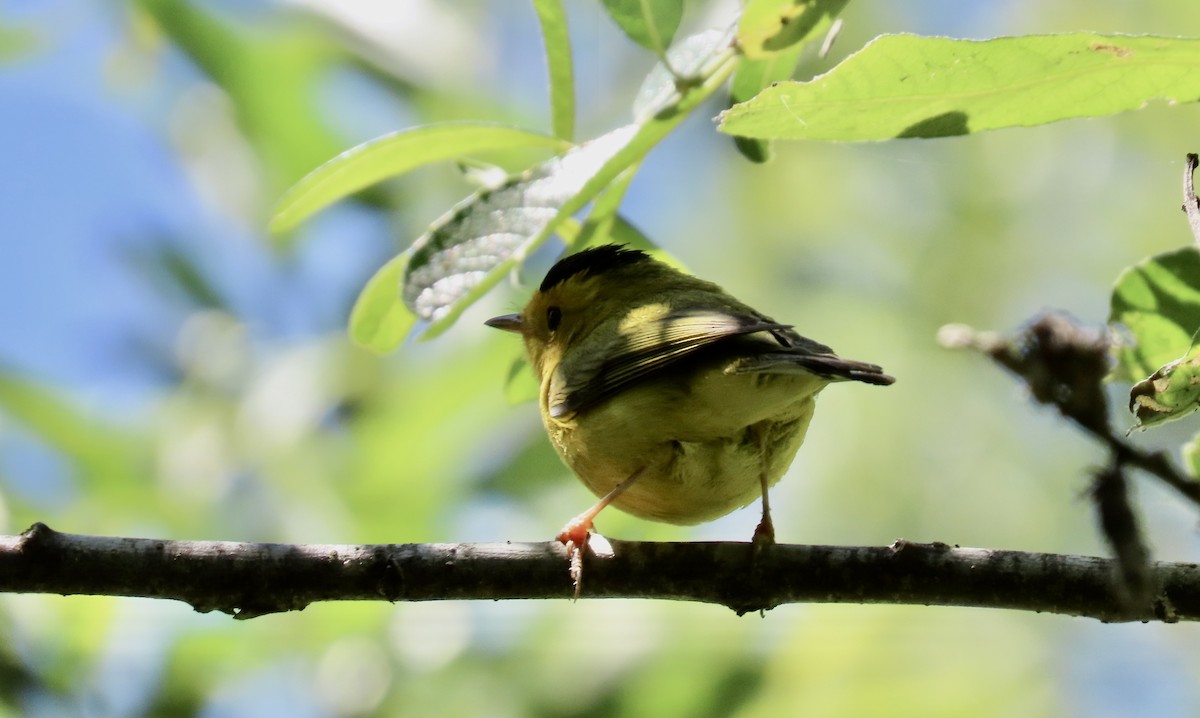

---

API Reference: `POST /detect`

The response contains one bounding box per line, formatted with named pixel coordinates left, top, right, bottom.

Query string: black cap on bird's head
left=538, top=244, right=650, bottom=294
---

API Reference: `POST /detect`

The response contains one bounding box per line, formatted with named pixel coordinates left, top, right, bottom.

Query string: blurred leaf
left=125, top=243, right=228, bottom=311
left=732, top=135, right=772, bottom=164
left=455, top=158, right=512, bottom=190
left=0, top=23, right=40, bottom=61
left=138, top=0, right=345, bottom=201
left=600, top=0, right=681, bottom=54
left=1110, top=246, right=1200, bottom=383
left=0, top=373, right=143, bottom=495
left=270, top=123, right=568, bottom=234
left=474, top=421, right=561, bottom=498
left=533, top=0, right=575, bottom=140
left=1128, top=341, right=1200, bottom=429
left=719, top=33, right=1200, bottom=140
left=736, top=0, right=849, bottom=59
left=1184, top=432, right=1200, bottom=476
left=344, top=343, right=519, bottom=541
left=502, top=352, right=539, bottom=406
left=348, top=252, right=415, bottom=353
left=569, top=164, right=639, bottom=249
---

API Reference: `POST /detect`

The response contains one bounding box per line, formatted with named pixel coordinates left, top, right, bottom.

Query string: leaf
left=139, top=0, right=346, bottom=199
left=634, top=28, right=735, bottom=121
left=0, top=373, right=142, bottom=488
left=1110, top=247, right=1200, bottom=383
left=718, top=33, right=1200, bottom=141
left=402, top=123, right=640, bottom=336
left=727, top=1, right=845, bottom=160
left=568, top=165, right=640, bottom=250
left=502, top=352, right=540, bottom=406
left=1128, top=343, right=1200, bottom=430
left=533, top=0, right=575, bottom=140
left=736, top=0, right=849, bottom=60
left=348, top=252, right=415, bottom=353
left=0, top=23, right=40, bottom=62
left=270, top=123, right=568, bottom=234
left=600, top=0, right=681, bottom=54
left=1184, top=432, right=1200, bottom=476
left=394, top=33, right=736, bottom=341
left=728, top=42, right=806, bottom=162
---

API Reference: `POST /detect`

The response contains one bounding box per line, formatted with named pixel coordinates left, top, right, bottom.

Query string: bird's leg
left=557, top=467, right=645, bottom=546
left=557, top=467, right=646, bottom=597
left=752, top=469, right=776, bottom=548
left=751, top=427, right=776, bottom=549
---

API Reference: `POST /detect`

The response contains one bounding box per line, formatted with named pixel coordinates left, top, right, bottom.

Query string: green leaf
left=398, top=33, right=736, bottom=339
left=634, top=28, right=735, bottom=121
left=736, top=0, right=849, bottom=60
left=270, top=123, right=567, bottom=234
left=348, top=252, right=415, bottom=353
left=402, top=123, right=641, bottom=337
left=502, top=352, right=540, bottom=406
left=139, top=0, right=346, bottom=200
left=1128, top=343, right=1200, bottom=430
left=728, top=41, right=806, bottom=162
left=600, top=0, right=681, bottom=54
left=719, top=33, right=1200, bottom=141
left=0, top=23, right=40, bottom=62
left=533, top=0, right=575, bottom=140
left=720, top=1, right=844, bottom=162
left=1184, top=432, right=1200, bottom=476
left=0, top=373, right=142, bottom=491
left=1110, top=247, right=1200, bottom=383
left=569, top=165, right=640, bottom=249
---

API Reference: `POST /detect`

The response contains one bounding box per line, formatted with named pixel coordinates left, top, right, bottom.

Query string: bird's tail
left=800, top=354, right=895, bottom=386
left=732, top=352, right=895, bottom=386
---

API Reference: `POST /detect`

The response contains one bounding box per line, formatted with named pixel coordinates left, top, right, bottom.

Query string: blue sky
left=0, top=0, right=397, bottom=415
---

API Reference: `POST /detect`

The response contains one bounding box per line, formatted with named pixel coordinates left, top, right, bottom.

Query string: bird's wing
left=724, top=320, right=894, bottom=385
left=548, top=308, right=800, bottom=419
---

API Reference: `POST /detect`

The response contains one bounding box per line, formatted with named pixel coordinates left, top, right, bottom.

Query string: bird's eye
left=546, top=306, right=563, bottom=332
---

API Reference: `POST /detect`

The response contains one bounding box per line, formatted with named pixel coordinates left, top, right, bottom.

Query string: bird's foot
left=557, top=515, right=594, bottom=599
left=751, top=516, right=776, bottom=555
left=556, top=514, right=593, bottom=548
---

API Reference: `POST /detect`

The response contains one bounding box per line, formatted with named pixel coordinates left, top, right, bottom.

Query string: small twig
left=2, top=523, right=1197, bottom=623
left=1183, top=153, right=1200, bottom=247
left=940, top=315, right=1200, bottom=512
left=1091, top=464, right=1152, bottom=606
left=1109, top=439, right=1200, bottom=509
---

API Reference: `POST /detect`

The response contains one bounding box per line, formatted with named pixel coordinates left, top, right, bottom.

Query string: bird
left=486, top=244, right=893, bottom=563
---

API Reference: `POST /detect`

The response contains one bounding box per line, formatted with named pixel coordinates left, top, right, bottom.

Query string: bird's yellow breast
left=544, top=363, right=822, bottom=524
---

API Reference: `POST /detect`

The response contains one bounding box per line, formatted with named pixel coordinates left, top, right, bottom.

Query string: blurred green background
left=2, top=1, right=1200, bottom=716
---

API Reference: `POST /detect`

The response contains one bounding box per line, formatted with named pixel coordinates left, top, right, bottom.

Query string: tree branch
left=2, top=523, right=1198, bottom=622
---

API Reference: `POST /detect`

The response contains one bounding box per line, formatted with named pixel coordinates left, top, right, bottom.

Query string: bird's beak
left=485, top=313, right=525, bottom=334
